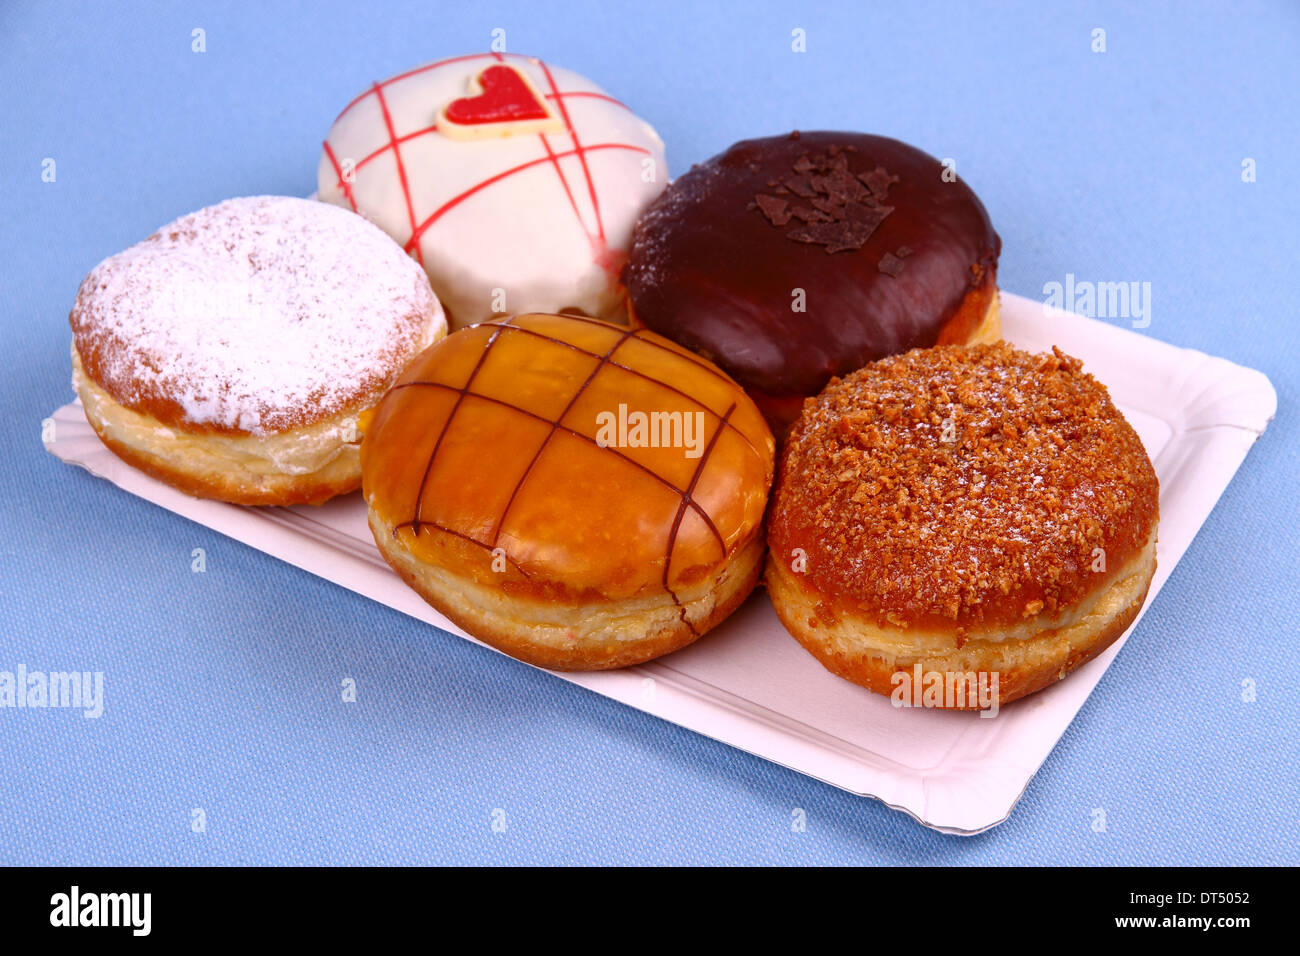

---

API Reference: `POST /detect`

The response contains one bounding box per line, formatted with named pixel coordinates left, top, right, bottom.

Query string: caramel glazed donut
left=361, top=313, right=775, bottom=670
left=70, top=196, right=446, bottom=506
left=766, top=343, right=1160, bottom=709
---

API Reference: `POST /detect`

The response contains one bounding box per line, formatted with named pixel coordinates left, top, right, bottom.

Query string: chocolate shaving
left=783, top=175, right=816, bottom=198
left=789, top=204, right=831, bottom=223
left=754, top=194, right=791, bottom=226
left=809, top=196, right=840, bottom=216
left=858, top=165, right=900, bottom=202
left=751, top=148, right=901, bottom=254
left=879, top=245, right=916, bottom=276
left=878, top=252, right=906, bottom=277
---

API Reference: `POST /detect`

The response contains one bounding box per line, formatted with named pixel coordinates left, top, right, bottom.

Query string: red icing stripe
left=321, top=140, right=357, bottom=211
left=403, top=143, right=651, bottom=255
left=537, top=132, right=589, bottom=249
left=341, top=91, right=630, bottom=188
left=537, top=59, right=605, bottom=243
left=371, top=81, right=423, bottom=267
left=354, top=122, right=439, bottom=175
left=544, top=90, right=632, bottom=112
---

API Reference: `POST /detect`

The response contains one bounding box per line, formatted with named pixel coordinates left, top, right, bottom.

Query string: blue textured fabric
left=1, top=0, right=1296, bottom=865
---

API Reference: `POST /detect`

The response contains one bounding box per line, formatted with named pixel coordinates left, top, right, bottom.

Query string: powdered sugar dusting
left=71, top=196, right=444, bottom=434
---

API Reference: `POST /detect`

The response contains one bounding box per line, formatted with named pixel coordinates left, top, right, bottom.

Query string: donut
left=765, top=343, right=1159, bottom=709
left=360, top=313, right=775, bottom=670
left=317, top=53, right=667, bottom=329
left=623, top=131, right=1002, bottom=434
left=70, top=196, right=446, bottom=506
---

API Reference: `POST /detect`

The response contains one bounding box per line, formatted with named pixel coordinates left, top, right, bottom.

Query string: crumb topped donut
left=317, top=53, right=667, bottom=328
left=624, top=131, right=1002, bottom=435
left=70, top=195, right=447, bottom=505
left=361, top=313, right=775, bottom=670
left=766, top=343, right=1159, bottom=708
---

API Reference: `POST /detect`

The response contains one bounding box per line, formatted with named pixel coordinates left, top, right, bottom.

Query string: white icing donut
left=316, top=53, right=668, bottom=328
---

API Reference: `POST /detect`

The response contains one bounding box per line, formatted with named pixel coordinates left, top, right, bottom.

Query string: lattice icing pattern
left=318, top=53, right=668, bottom=328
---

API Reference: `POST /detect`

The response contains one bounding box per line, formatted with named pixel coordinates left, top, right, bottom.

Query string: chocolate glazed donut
left=623, top=131, right=1002, bottom=434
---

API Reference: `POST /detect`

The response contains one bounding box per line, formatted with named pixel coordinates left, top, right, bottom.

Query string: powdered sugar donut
left=70, top=196, right=447, bottom=506
left=317, top=53, right=667, bottom=328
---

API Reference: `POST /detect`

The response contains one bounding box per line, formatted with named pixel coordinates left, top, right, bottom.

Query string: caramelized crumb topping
left=769, top=343, right=1159, bottom=629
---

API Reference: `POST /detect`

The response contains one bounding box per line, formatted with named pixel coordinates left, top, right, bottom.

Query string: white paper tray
left=44, top=292, right=1276, bottom=834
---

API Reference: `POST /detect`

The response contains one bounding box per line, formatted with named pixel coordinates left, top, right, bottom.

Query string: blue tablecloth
left=2, top=0, right=1296, bottom=865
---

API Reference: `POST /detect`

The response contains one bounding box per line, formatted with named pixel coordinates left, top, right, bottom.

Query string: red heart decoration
left=443, top=64, right=552, bottom=126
